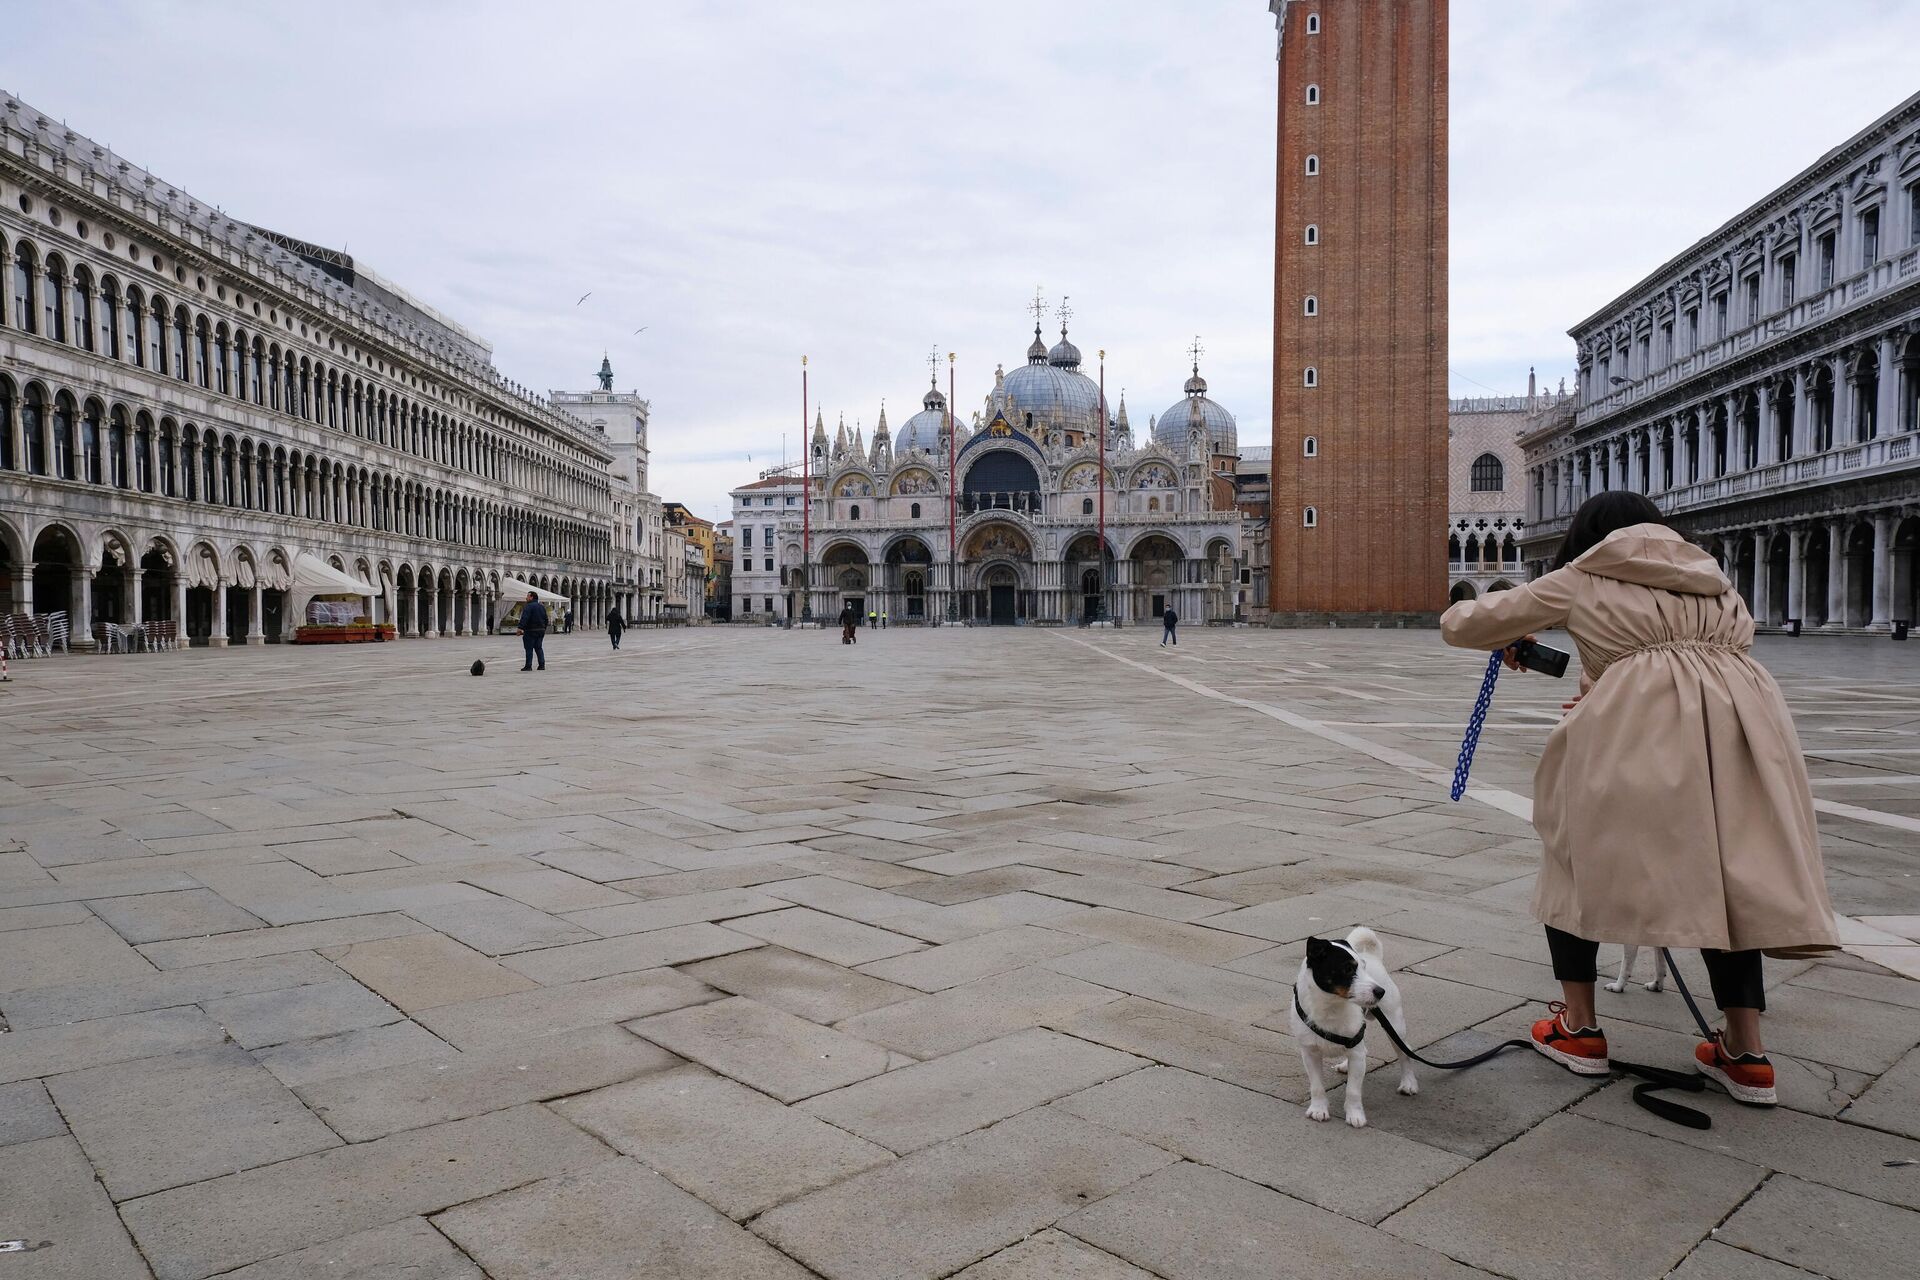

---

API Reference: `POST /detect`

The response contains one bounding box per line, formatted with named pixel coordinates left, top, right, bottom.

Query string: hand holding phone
left=1512, top=638, right=1571, bottom=679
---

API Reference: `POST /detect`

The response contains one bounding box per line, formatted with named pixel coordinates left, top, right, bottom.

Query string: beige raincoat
left=1441, top=524, right=1837, bottom=957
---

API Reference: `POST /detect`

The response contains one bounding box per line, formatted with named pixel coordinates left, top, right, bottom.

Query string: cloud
left=9, top=1, right=1917, bottom=513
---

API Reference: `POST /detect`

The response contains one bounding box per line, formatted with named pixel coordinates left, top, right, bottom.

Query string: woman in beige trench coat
left=1441, top=492, right=1836, bottom=1105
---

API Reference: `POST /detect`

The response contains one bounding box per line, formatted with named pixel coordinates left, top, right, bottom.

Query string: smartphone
left=1514, top=639, right=1571, bottom=679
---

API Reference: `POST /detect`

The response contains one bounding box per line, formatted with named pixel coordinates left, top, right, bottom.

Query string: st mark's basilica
left=739, top=308, right=1248, bottom=626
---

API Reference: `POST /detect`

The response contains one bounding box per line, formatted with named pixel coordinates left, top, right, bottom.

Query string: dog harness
left=1294, top=990, right=1366, bottom=1049
left=1295, top=939, right=1367, bottom=1049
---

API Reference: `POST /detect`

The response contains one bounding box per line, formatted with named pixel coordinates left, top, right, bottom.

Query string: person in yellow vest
left=867, top=609, right=877, bottom=629
left=880, top=611, right=889, bottom=629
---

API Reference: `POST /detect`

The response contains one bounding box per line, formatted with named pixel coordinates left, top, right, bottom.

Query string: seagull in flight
left=575, top=291, right=592, bottom=306
left=633, top=325, right=648, bottom=335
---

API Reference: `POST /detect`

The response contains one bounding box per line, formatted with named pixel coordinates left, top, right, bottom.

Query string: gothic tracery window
left=1470, top=453, right=1505, bottom=492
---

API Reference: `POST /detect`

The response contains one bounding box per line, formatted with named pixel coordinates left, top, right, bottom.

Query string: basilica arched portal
left=1127, top=534, right=1182, bottom=621
left=821, top=541, right=870, bottom=619
left=963, top=522, right=1033, bottom=624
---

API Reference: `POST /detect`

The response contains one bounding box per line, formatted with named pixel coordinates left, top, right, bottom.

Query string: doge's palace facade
left=1521, top=90, right=1920, bottom=632
left=0, top=93, right=621, bottom=648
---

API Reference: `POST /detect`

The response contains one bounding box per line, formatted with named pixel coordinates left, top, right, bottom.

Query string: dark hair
left=1554, top=491, right=1670, bottom=570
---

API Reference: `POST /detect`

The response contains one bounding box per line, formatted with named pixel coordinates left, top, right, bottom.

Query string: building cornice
left=0, top=91, right=611, bottom=465
left=1569, top=89, right=1920, bottom=341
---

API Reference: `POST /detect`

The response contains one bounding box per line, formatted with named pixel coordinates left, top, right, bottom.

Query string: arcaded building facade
left=1522, top=90, right=1920, bottom=631
left=735, top=313, right=1245, bottom=625
left=1447, top=375, right=1573, bottom=602
left=0, top=94, right=622, bottom=647
left=1265, top=0, right=1450, bottom=623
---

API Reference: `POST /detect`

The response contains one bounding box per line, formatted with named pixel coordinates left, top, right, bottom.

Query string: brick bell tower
left=1265, top=0, right=1449, bottom=624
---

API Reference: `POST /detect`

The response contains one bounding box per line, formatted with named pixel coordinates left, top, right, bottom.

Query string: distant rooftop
left=1449, top=390, right=1575, bottom=415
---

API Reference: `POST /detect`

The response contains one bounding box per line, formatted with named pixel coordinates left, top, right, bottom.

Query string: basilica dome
left=1001, top=325, right=1104, bottom=431
left=894, top=385, right=953, bottom=455
left=1153, top=380, right=1238, bottom=455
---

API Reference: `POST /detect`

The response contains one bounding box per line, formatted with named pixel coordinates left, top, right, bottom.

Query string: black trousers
left=521, top=631, right=546, bottom=669
left=1545, top=926, right=1764, bottom=1011
left=608, top=627, right=622, bottom=649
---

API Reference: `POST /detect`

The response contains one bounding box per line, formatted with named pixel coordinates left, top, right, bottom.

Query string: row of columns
left=1540, top=334, right=1916, bottom=523
left=1720, top=510, right=1914, bottom=631
left=6, top=565, right=623, bottom=648
left=794, top=559, right=1235, bottom=625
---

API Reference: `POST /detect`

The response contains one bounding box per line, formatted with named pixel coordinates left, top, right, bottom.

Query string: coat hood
left=1571, top=523, right=1728, bottom=595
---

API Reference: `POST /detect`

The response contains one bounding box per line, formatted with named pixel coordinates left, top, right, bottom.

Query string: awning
left=499, top=576, right=570, bottom=606
left=293, top=552, right=378, bottom=597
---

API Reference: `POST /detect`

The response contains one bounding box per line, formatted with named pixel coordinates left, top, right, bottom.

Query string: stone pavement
left=1, top=624, right=1917, bottom=1279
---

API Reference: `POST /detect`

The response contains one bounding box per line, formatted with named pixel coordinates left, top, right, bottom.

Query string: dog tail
left=1344, top=926, right=1383, bottom=959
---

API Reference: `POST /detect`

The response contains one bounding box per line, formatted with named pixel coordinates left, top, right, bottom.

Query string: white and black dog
left=1605, top=944, right=1667, bottom=993
left=1290, top=929, right=1417, bottom=1128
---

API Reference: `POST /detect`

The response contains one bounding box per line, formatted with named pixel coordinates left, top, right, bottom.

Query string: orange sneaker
left=1695, top=1035, right=1776, bottom=1106
left=1531, top=1002, right=1610, bottom=1075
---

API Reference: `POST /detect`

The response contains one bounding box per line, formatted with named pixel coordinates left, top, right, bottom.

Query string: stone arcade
left=1522, top=89, right=1920, bottom=631
left=0, top=93, right=633, bottom=648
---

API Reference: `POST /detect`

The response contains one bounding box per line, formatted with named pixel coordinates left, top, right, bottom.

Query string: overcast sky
left=8, top=1, right=1918, bottom=519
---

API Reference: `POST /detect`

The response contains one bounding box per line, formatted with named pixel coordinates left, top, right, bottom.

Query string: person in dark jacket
left=1161, top=605, right=1178, bottom=646
left=563, top=607, right=575, bottom=634
left=517, top=593, right=549, bottom=670
left=606, top=605, right=624, bottom=650
left=840, top=603, right=859, bottom=645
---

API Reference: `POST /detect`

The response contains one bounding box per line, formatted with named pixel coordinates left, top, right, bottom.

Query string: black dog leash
left=1361, top=947, right=1713, bottom=1129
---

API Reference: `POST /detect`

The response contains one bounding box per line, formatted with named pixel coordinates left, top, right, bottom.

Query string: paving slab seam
left=1053, top=632, right=1920, bottom=984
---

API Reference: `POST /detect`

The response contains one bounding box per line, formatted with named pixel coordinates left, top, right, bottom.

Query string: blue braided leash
left=1449, top=650, right=1504, bottom=802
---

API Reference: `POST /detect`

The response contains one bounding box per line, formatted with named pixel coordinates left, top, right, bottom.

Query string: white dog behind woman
left=1441, top=491, right=1837, bottom=1107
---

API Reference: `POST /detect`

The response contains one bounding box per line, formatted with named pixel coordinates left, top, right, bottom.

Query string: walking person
left=1161, top=604, right=1178, bottom=646
left=563, top=607, right=575, bottom=635
left=840, top=602, right=859, bottom=645
left=516, top=592, right=549, bottom=672
left=1440, top=492, right=1836, bottom=1106
left=606, top=604, right=624, bottom=651
left=867, top=608, right=878, bottom=631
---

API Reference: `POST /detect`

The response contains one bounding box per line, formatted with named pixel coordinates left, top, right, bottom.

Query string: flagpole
left=1097, top=349, right=1107, bottom=624
left=800, top=356, right=811, bottom=624
left=946, top=351, right=957, bottom=626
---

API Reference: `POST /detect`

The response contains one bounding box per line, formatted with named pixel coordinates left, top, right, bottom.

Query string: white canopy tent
left=293, top=553, right=378, bottom=597
left=495, top=576, right=570, bottom=630
left=291, top=552, right=380, bottom=626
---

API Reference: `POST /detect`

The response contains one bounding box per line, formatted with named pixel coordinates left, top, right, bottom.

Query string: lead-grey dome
left=894, top=385, right=952, bottom=454
left=1048, top=335, right=1082, bottom=368
left=1153, top=394, right=1238, bottom=454
left=1003, top=360, right=1105, bottom=430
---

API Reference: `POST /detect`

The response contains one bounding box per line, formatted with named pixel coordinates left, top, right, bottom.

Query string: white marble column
left=1826, top=520, right=1846, bottom=628
left=1790, top=368, right=1809, bottom=457
left=1755, top=383, right=1774, bottom=466
left=423, top=585, right=438, bottom=639
left=1751, top=530, right=1770, bottom=623
left=209, top=579, right=229, bottom=648
left=172, top=574, right=187, bottom=637
left=1832, top=353, right=1854, bottom=447
left=1786, top=529, right=1806, bottom=625
left=72, top=568, right=96, bottom=651
left=1876, top=334, right=1899, bottom=440
left=1871, top=512, right=1894, bottom=630
left=247, top=580, right=266, bottom=645
left=128, top=570, right=144, bottom=627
